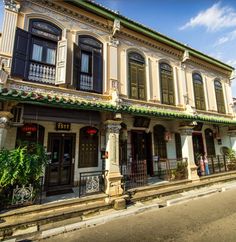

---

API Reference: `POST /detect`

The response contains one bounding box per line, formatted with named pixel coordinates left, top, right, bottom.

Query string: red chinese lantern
left=21, top=124, right=37, bottom=134
left=86, top=127, right=97, bottom=135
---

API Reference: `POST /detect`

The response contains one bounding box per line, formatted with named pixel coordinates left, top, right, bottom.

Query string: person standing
left=203, top=153, right=210, bottom=175
left=199, top=155, right=205, bottom=176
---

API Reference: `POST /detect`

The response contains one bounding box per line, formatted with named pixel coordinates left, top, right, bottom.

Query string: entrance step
left=0, top=194, right=111, bottom=241
left=128, top=171, right=236, bottom=203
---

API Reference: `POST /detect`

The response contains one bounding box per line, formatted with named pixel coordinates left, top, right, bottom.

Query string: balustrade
left=80, top=73, right=93, bottom=91
left=28, top=62, right=56, bottom=84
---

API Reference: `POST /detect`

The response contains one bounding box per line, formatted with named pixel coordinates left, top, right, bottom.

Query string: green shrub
left=0, top=143, right=48, bottom=207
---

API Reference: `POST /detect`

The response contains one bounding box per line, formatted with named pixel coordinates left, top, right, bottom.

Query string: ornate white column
left=0, top=0, right=20, bottom=72
left=104, top=120, right=123, bottom=196
left=179, top=126, right=199, bottom=182
left=0, top=111, right=13, bottom=149
left=155, top=60, right=161, bottom=102
left=176, top=66, right=184, bottom=107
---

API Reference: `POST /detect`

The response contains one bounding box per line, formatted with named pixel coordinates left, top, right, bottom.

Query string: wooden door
left=46, top=133, right=75, bottom=193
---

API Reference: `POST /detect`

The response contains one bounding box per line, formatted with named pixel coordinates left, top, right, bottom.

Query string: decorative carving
left=179, top=127, right=193, bottom=136
left=106, top=123, right=121, bottom=134
left=109, top=36, right=119, bottom=47
left=8, top=83, right=109, bottom=103
left=112, top=19, right=120, bottom=36
left=85, top=176, right=100, bottom=193
left=23, top=1, right=109, bottom=36
left=4, top=0, right=20, bottom=13
left=12, top=184, right=33, bottom=205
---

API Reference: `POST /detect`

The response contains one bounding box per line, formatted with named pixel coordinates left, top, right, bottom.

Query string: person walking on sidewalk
left=203, top=153, right=210, bottom=175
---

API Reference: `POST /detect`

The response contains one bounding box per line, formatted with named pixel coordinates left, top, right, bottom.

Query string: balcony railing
left=80, top=73, right=93, bottom=91
left=28, top=62, right=56, bottom=84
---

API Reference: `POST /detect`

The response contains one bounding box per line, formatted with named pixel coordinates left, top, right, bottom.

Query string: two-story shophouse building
left=0, top=0, right=236, bottom=197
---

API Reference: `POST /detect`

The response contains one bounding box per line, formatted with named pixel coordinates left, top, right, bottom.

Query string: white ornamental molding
left=4, top=0, right=20, bottom=12
left=23, top=1, right=108, bottom=36
left=106, top=123, right=121, bottom=134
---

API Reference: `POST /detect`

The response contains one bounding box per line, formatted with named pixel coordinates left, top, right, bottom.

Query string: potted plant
left=225, top=148, right=236, bottom=171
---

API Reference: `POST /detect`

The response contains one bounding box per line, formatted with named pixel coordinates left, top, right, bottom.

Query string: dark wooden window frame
left=78, top=126, right=99, bottom=168
left=74, top=35, right=103, bottom=94
left=159, top=62, right=175, bottom=105
left=192, top=73, right=206, bottom=110
left=205, top=128, right=216, bottom=157
left=29, top=20, right=61, bottom=67
left=153, top=125, right=167, bottom=159
left=175, top=133, right=182, bottom=159
left=214, top=79, right=226, bottom=114
left=128, top=52, right=146, bottom=100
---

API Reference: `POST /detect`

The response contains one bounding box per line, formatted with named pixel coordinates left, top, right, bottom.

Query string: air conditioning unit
left=11, top=106, right=24, bottom=126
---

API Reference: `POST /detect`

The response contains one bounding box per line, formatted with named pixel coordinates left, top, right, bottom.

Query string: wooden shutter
left=93, top=49, right=103, bottom=93
left=138, top=65, right=146, bottom=100
left=130, top=63, right=138, bottom=99
left=73, top=43, right=80, bottom=88
left=215, top=82, right=225, bottom=113
left=175, top=133, right=182, bottom=159
left=11, top=27, right=31, bottom=79
left=55, top=39, right=67, bottom=85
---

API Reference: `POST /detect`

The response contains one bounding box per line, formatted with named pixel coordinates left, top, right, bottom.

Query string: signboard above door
left=56, top=122, right=71, bottom=131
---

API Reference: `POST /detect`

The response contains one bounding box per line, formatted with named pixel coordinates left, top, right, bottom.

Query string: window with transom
left=192, top=73, right=205, bottom=110
left=128, top=52, right=146, bottom=100
left=214, top=80, right=225, bottom=114
left=159, top=63, right=175, bottom=105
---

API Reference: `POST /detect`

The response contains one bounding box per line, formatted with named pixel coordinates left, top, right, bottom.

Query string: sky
left=95, top=0, right=236, bottom=96
left=0, top=0, right=236, bottom=95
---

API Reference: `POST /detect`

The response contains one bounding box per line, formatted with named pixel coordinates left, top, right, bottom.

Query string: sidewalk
left=34, top=179, right=236, bottom=241
left=1, top=171, right=236, bottom=241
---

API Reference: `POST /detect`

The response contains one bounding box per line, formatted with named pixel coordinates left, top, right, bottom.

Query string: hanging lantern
left=86, top=127, right=98, bottom=136
left=21, top=123, right=37, bottom=135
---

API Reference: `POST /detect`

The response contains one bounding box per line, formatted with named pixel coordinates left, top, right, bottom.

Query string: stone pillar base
left=189, top=165, right=200, bottom=182
left=105, top=172, right=123, bottom=197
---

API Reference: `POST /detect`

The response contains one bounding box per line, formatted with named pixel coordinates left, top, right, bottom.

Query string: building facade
left=0, top=0, right=236, bottom=197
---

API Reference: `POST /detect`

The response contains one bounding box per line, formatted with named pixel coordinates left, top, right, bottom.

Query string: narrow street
left=42, top=188, right=236, bottom=242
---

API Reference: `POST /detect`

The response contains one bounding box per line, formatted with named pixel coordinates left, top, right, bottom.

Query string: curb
left=3, top=181, right=236, bottom=241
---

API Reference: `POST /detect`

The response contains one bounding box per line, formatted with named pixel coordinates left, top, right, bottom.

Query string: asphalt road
left=43, top=188, right=236, bottom=242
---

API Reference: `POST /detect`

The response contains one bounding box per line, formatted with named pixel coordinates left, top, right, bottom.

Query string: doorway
left=131, top=131, right=153, bottom=175
left=192, top=133, right=204, bottom=163
left=45, top=133, right=76, bottom=194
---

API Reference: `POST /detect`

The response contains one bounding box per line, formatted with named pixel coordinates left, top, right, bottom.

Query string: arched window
left=159, top=63, right=175, bottom=105
left=74, top=36, right=103, bottom=93
left=29, top=19, right=62, bottom=66
left=153, top=125, right=167, bottom=158
left=214, top=80, right=225, bottom=113
left=193, top=73, right=205, bottom=110
left=12, top=19, right=62, bottom=84
left=205, top=128, right=216, bottom=157
left=128, top=52, right=146, bottom=100
left=78, top=126, right=98, bottom=168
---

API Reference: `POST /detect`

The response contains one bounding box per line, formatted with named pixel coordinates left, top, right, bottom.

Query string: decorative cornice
left=69, top=0, right=234, bottom=73
left=26, top=0, right=110, bottom=32
left=1, top=86, right=236, bottom=125
left=4, top=0, right=20, bottom=13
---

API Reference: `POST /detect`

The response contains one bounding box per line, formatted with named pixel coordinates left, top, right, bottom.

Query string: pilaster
left=179, top=126, right=199, bottom=182
left=104, top=120, right=123, bottom=196
left=0, top=111, right=13, bottom=148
